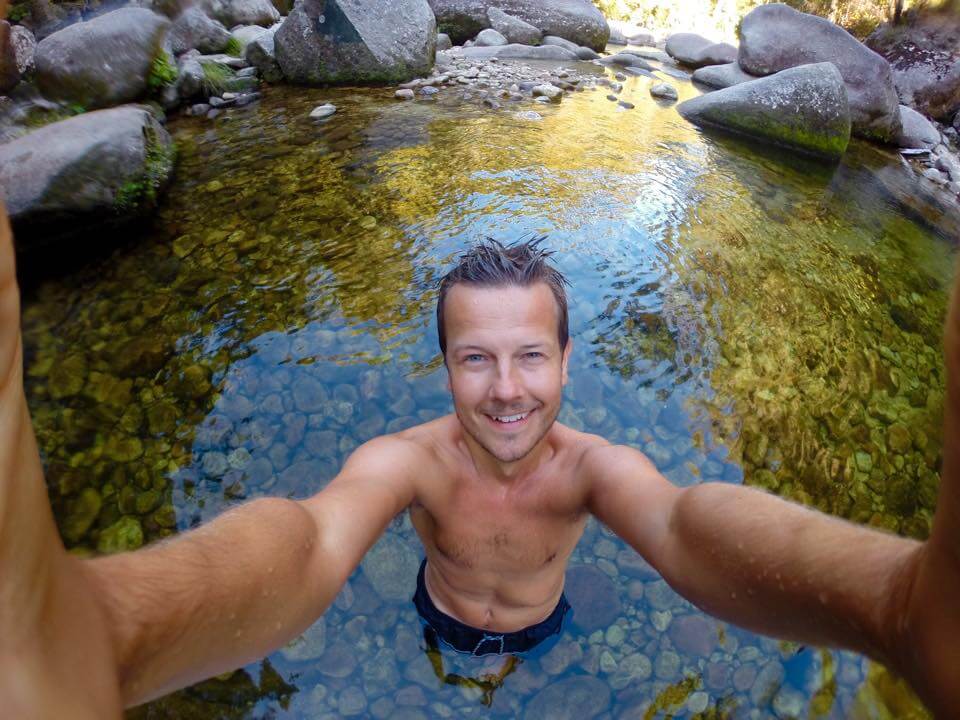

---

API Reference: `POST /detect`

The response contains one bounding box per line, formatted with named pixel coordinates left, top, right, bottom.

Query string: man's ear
left=561, top=338, right=573, bottom=386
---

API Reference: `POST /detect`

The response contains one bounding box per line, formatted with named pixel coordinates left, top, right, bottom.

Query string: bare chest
left=411, top=473, right=587, bottom=572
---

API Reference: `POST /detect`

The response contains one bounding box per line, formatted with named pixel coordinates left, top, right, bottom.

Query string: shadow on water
left=16, top=70, right=952, bottom=718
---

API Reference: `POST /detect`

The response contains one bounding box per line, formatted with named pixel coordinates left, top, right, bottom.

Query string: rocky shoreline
left=1, top=1, right=959, bottom=249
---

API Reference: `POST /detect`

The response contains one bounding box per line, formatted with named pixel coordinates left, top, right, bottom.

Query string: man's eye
left=465, top=354, right=485, bottom=362
left=525, top=352, right=543, bottom=359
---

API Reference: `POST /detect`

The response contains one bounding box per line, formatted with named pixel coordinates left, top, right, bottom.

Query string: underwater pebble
left=309, top=104, right=337, bottom=119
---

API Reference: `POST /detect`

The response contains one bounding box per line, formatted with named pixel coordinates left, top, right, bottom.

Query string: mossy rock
left=47, top=353, right=87, bottom=399
left=61, top=487, right=103, bottom=544
left=97, top=515, right=144, bottom=554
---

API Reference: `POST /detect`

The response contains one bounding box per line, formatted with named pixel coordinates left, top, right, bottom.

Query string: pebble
left=687, top=691, right=710, bottom=714
left=650, top=82, right=678, bottom=101
left=395, top=89, right=415, bottom=100
left=618, top=100, right=635, bottom=109
left=309, top=104, right=337, bottom=119
left=419, top=86, right=439, bottom=95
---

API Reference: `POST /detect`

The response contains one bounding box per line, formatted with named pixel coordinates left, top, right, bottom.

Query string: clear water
left=19, top=65, right=954, bottom=719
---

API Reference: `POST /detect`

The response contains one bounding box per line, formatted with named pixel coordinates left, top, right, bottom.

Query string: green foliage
left=200, top=61, right=237, bottom=96
left=7, top=3, right=29, bottom=22
left=114, top=128, right=177, bottom=214
left=147, top=54, right=178, bottom=91
left=224, top=36, right=243, bottom=57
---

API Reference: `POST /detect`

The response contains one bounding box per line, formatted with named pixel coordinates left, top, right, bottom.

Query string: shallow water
left=19, top=62, right=953, bottom=719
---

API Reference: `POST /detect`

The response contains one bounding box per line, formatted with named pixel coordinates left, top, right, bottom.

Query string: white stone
left=309, top=103, right=337, bottom=119
left=650, top=82, right=678, bottom=100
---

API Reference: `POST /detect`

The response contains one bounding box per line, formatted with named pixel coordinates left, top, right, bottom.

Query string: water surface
left=19, top=65, right=953, bottom=719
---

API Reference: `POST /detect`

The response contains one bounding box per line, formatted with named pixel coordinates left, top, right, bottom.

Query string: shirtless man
left=2, top=192, right=960, bottom=715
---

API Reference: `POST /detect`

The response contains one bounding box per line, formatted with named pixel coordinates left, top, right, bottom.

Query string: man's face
left=443, top=282, right=571, bottom=466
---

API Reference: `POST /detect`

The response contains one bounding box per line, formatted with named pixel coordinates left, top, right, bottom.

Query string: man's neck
left=456, top=421, right=556, bottom=486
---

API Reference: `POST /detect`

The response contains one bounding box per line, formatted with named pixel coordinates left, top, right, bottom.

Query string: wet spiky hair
left=436, top=236, right=570, bottom=356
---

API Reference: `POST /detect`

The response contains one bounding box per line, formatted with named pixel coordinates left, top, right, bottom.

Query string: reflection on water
left=19, top=65, right=952, bottom=718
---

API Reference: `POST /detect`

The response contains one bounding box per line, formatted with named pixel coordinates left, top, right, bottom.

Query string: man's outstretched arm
left=587, top=260, right=960, bottom=716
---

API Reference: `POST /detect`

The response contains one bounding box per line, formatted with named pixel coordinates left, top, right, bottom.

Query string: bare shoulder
left=571, top=435, right=660, bottom=483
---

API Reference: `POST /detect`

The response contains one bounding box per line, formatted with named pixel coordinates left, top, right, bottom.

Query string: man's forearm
left=661, top=482, right=921, bottom=668
left=86, top=496, right=337, bottom=707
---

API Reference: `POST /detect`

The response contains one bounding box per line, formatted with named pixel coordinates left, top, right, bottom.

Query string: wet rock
left=532, top=83, right=562, bottom=101
left=525, top=675, right=611, bottom=720
left=644, top=579, right=682, bottom=611
left=361, top=534, right=420, bottom=601
left=896, top=105, right=940, bottom=149
left=48, top=353, right=87, bottom=399
left=665, top=33, right=736, bottom=68
left=436, top=32, right=452, bottom=51
left=475, top=28, right=508, bottom=47
left=887, top=422, right=912, bottom=453
left=0, top=106, right=175, bottom=249
left=649, top=82, right=678, bottom=101
left=316, top=638, right=358, bottom=677
left=541, top=639, right=583, bottom=675
left=610, top=652, right=652, bottom=690
left=733, top=662, right=757, bottom=691
left=34, top=8, right=170, bottom=109
left=97, top=516, right=144, bottom=554
left=231, top=25, right=270, bottom=53
left=565, top=564, right=621, bottom=631
left=692, top=62, right=759, bottom=89
left=677, top=63, right=851, bottom=159
left=310, top=103, right=337, bottom=119
left=487, top=7, right=541, bottom=46
left=750, top=659, right=786, bottom=706
left=293, top=377, right=329, bottom=413
left=773, top=686, right=805, bottom=718
left=705, top=660, right=733, bottom=690
left=338, top=685, right=367, bottom=716
left=169, top=6, right=232, bottom=56
left=62, top=487, right=103, bottom=543
left=396, top=88, right=415, bottom=100
left=276, top=0, right=436, bottom=85
left=653, top=649, right=681, bottom=680
left=616, top=548, right=659, bottom=580
left=600, top=51, right=654, bottom=70
left=281, top=616, right=326, bottom=661
left=668, top=614, right=716, bottom=657
left=738, top=3, right=900, bottom=142
left=363, top=648, right=401, bottom=695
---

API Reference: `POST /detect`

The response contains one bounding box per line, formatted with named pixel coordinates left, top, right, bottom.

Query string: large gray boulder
left=34, top=8, right=170, bottom=109
left=10, top=24, right=38, bottom=77
left=244, top=26, right=282, bottom=82
left=487, top=7, right=541, bottom=46
left=205, top=0, right=280, bottom=28
left=0, top=22, right=20, bottom=93
left=896, top=104, right=940, bottom=149
left=677, top=62, right=851, bottom=160
left=275, top=0, right=436, bottom=85
left=542, top=34, right=597, bottom=60
left=692, top=62, right=760, bottom=89
left=866, top=17, right=960, bottom=122
left=0, top=106, right=175, bottom=248
left=428, top=0, right=608, bottom=51
left=456, top=42, right=576, bottom=61
left=665, top=33, right=736, bottom=69
left=475, top=28, right=508, bottom=47
left=738, top=3, right=900, bottom=143
left=168, top=6, right=232, bottom=55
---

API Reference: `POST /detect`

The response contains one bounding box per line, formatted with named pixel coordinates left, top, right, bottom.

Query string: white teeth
left=493, top=412, right=529, bottom=423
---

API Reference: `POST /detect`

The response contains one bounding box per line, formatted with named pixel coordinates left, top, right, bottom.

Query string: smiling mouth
left=485, top=409, right=535, bottom=426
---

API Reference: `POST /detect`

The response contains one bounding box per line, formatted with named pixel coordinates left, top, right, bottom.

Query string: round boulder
left=487, top=6, right=541, bottom=46
left=0, top=106, right=176, bottom=249
left=665, top=32, right=736, bottom=69
left=525, top=676, right=611, bottom=720
left=692, top=62, right=760, bottom=89
left=738, top=3, right=900, bottom=142
left=475, top=28, right=508, bottom=47
left=34, top=8, right=171, bottom=109
left=360, top=534, right=420, bottom=602
left=564, top=563, right=621, bottom=632
left=168, top=6, right=232, bottom=55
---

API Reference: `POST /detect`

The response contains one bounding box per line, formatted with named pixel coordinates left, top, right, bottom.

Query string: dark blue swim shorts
left=412, top=559, right=570, bottom=656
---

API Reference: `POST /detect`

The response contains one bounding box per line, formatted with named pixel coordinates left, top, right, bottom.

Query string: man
left=1, top=197, right=960, bottom=715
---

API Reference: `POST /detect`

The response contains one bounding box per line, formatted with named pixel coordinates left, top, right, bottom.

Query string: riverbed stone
left=609, top=652, right=652, bottom=690
left=0, top=106, right=175, bottom=249
left=169, top=6, right=232, bottom=55
left=276, top=0, right=436, bottom=85
left=429, top=0, right=608, bottom=50
left=456, top=43, right=575, bottom=61
left=97, top=516, right=144, bottom=554
left=475, top=28, right=508, bottom=47
left=668, top=614, right=716, bottom=657
left=692, top=62, right=759, bottom=89
left=665, top=33, right=736, bottom=69
left=361, top=534, right=420, bottom=601
left=34, top=8, right=170, bottom=109
left=487, top=7, right=541, bottom=46
left=565, top=564, right=621, bottom=631
left=677, top=62, right=851, bottom=159
left=62, top=487, right=103, bottom=543
left=316, top=638, right=358, bottom=678
left=525, top=675, right=610, bottom=720
left=654, top=649, right=681, bottom=680
left=281, top=616, right=326, bottom=661
left=650, top=82, right=677, bottom=101
left=208, top=0, right=280, bottom=28
left=738, top=3, right=900, bottom=142
left=310, top=103, right=337, bottom=119
left=750, top=659, right=786, bottom=706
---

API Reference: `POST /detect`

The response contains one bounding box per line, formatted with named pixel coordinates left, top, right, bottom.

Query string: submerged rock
left=650, top=82, right=677, bottom=100
left=429, top=0, right=609, bottom=51
left=275, top=0, right=436, bottom=85
left=97, top=516, right=144, bottom=554
left=565, top=563, right=621, bottom=631
left=677, top=62, right=851, bottom=159
left=456, top=43, right=575, bottom=61
left=34, top=8, right=170, bottom=109
left=0, top=106, right=175, bottom=250
left=360, top=534, right=420, bottom=601
left=738, top=3, right=900, bottom=142
left=692, top=62, right=760, bottom=89
left=281, top=616, right=327, bottom=661
left=525, top=676, right=611, bottom=720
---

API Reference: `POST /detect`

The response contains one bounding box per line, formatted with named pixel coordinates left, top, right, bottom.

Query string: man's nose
left=490, top=361, right=522, bottom=402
